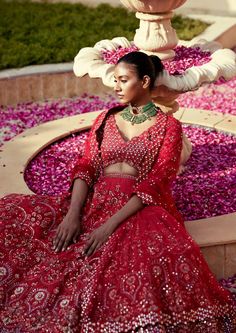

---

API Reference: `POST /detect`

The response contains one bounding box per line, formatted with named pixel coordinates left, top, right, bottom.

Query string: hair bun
left=149, top=55, right=164, bottom=77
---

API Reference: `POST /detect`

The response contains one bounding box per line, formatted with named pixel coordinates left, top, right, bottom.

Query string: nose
left=114, top=82, right=121, bottom=92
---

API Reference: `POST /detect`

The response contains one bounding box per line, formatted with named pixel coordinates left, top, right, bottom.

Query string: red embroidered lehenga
left=0, top=106, right=235, bottom=332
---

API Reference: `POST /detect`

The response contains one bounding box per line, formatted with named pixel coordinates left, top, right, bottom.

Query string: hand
left=53, top=210, right=81, bottom=252
left=83, top=221, right=115, bottom=257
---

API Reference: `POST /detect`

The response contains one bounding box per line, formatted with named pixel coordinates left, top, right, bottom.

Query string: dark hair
left=117, top=51, right=164, bottom=90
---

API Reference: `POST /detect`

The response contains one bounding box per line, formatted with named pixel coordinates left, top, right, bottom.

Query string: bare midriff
left=104, top=162, right=138, bottom=177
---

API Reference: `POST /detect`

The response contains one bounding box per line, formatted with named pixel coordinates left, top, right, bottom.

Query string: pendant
left=132, top=107, right=139, bottom=115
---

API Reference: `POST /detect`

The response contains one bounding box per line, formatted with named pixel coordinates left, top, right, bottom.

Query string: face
left=114, top=62, right=149, bottom=105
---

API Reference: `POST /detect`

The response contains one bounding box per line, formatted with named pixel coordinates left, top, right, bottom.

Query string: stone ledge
left=185, top=213, right=236, bottom=247
left=0, top=73, right=113, bottom=106
left=0, top=63, right=73, bottom=80
left=200, top=243, right=236, bottom=279
left=0, top=111, right=101, bottom=196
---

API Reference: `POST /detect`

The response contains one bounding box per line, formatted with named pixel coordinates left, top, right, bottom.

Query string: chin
left=122, top=97, right=132, bottom=104
left=118, top=97, right=128, bottom=104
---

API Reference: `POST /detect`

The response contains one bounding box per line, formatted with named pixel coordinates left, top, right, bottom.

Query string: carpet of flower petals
left=173, top=124, right=236, bottom=221
left=0, top=94, right=118, bottom=146
left=177, top=77, right=236, bottom=115
left=163, top=46, right=211, bottom=75
left=102, top=45, right=211, bottom=75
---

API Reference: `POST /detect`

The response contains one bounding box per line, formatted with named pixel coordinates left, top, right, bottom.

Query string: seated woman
left=0, top=52, right=235, bottom=332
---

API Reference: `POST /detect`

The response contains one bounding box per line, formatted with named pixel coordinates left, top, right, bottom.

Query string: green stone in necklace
left=121, top=101, right=158, bottom=125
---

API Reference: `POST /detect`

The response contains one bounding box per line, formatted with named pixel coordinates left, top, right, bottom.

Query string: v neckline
left=111, top=112, right=158, bottom=144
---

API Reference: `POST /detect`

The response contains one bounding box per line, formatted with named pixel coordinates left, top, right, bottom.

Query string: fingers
left=84, top=239, right=97, bottom=257
left=54, top=233, right=67, bottom=252
left=83, top=236, right=94, bottom=254
left=84, top=238, right=103, bottom=257
left=53, top=225, right=107, bottom=255
left=73, top=229, right=81, bottom=243
left=93, top=242, right=102, bottom=254
left=61, top=236, right=71, bottom=252
left=53, top=227, right=76, bottom=253
left=53, top=226, right=63, bottom=251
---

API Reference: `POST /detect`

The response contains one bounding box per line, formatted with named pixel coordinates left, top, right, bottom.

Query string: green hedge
left=0, top=0, right=209, bottom=70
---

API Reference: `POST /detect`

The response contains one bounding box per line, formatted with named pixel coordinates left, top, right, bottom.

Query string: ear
left=142, top=75, right=151, bottom=89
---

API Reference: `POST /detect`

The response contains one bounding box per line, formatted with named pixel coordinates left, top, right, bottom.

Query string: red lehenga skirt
left=0, top=173, right=235, bottom=333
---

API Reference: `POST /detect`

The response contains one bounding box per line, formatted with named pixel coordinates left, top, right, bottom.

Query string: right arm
left=53, top=111, right=105, bottom=252
left=69, top=178, right=89, bottom=217
left=53, top=178, right=89, bottom=252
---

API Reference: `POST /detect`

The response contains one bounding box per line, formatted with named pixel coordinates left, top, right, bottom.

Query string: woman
left=0, top=52, right=235, bottom=332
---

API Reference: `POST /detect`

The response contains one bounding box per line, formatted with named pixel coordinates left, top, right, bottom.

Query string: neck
left=130, top=96, right=152, bottom=108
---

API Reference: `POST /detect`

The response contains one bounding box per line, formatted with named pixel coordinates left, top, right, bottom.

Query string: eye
left=114, top=79, right=117, bottom=83
left=121, top=79, right=127, bottom=83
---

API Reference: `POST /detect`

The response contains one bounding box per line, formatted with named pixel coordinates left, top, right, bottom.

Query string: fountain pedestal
left=134, top=12, right=177, bottom=60
left=120, top=0, right=187, bottom=59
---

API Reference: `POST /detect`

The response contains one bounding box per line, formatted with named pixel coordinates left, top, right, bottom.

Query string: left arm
left=83, top=195, right=145, bottom=256
left=108, top=194, right=145, bottom=228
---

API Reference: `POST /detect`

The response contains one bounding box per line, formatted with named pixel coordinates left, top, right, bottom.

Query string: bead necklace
left=120, top=101, right=159, bottom=125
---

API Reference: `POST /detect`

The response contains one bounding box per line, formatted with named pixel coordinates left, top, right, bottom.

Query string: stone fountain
left=73, top=0, right=236, bottom=170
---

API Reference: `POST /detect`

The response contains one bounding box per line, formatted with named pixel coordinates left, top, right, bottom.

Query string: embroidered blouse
left=70, top=105, right=184, bottom=225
